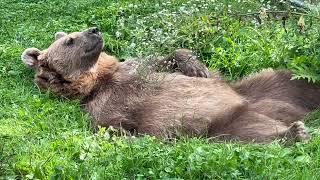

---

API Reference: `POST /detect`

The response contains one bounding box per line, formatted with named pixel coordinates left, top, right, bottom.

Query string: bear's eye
left=65, top=37, right=74, bottom=46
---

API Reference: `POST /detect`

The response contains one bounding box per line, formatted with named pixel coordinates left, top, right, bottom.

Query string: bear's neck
left=69, top=52, right=120, bottom=100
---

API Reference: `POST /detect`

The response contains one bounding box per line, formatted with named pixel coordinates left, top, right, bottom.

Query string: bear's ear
left=21, top=48, right=42, bottom=69
left=55, top=32, right=67, bottom=40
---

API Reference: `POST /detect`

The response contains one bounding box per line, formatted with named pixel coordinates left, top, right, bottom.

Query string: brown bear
left=21, top=27, right=320, bottom=143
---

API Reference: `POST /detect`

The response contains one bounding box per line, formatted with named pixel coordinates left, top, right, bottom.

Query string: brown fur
left=22, top=28, right=319, bottom=143
left=35, top=53, right=120, bottom=99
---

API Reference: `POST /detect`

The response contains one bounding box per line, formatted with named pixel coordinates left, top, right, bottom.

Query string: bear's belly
left=138, top=74, right=247, bottom=137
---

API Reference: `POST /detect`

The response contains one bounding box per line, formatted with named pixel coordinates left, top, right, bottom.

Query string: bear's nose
left=88, top=27, right=99, bottom=34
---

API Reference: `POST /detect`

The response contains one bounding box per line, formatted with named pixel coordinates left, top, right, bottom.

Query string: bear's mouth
left=85, top=41, right=103, bottom=53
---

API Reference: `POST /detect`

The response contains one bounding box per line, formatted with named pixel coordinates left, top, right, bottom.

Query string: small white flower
left=129, top=42, right=136, bottom=49
left=115, top=31, right=122, bottom=38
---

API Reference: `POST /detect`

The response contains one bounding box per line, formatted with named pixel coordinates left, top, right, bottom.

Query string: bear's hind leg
left=211, top=111, right=310, bottom=143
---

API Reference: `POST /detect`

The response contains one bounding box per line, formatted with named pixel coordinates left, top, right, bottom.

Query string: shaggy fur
left=22, top=28, right=319, bottom=143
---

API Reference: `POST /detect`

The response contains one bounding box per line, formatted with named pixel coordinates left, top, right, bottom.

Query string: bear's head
left=21, top=27, right=103, bottom=79
left=21, top=27, right=120, bottom=99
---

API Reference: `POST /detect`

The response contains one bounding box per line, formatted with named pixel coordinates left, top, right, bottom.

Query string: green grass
left=1, top=0, right=320, bottom=179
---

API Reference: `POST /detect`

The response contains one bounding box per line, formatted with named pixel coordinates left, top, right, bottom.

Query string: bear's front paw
left=173, top=49, right=210, bottom=78
left=182, top=59, right=210, bottom=78
left=35, top=70, right=62, bottom=90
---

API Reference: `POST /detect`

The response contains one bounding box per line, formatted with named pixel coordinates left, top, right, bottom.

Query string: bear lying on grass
left=22, top=27, right=320, bottom=143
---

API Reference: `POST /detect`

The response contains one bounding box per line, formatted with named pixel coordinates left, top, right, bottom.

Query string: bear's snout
left=85, top=27, right=102, bottom=43
left=87, top=27, right=100, bottom=34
